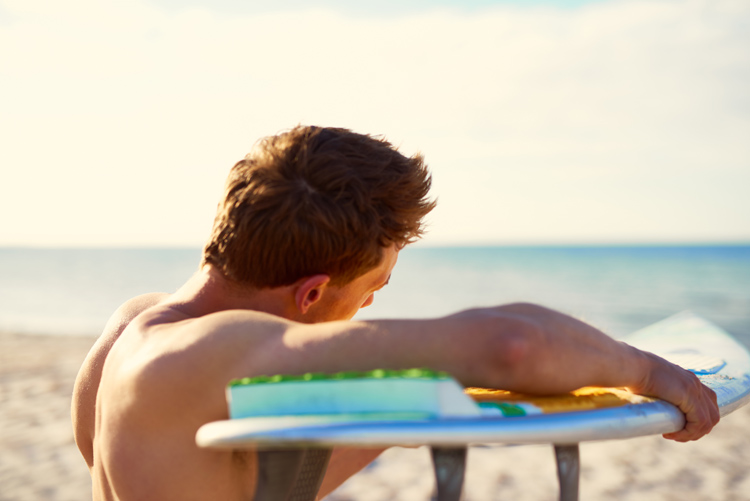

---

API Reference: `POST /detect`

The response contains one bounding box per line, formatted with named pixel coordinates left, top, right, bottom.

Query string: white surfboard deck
left=196, top=312, right=750, bottom=449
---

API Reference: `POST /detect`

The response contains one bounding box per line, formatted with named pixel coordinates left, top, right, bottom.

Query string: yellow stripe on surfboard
left=465, top=387, right=655, bottom=415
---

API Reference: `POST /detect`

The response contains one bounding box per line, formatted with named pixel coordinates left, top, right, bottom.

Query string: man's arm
left=229, top=303, right=718, bottom=442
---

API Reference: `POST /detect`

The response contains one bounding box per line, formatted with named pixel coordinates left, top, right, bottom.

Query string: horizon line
left=2, top=241, right=749, bottom=250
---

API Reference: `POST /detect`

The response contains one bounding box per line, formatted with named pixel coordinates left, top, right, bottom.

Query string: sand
left=1, top=331, right=749, bottom=501
left=0, top=332, right=95, bottom=501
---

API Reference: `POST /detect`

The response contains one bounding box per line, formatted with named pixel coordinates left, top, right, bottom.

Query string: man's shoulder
left=94, top=308, right=297, bottom=433
left=103, top=306, right=293, bottom=387
left=110, top=292, right=173, bottom=330
left=89, top=292, right=172, bottom=368
left=77, top=292, right=171, bottom=386
left=131, top=308, right=295, bottom=378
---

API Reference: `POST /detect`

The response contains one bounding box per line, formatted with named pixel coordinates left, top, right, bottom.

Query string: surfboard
left=197, top=312, right=750, bottom=449
left=196, top=312, right=750, bottom=501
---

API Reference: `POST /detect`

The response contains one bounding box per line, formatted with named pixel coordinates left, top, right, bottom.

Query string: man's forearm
left=438, top=303, right=720, bottom=442
left=466, top=303, right=647, bottom=392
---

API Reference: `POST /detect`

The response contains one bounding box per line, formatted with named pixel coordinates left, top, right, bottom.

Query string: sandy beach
left=2, top=331, right=749, bottom=501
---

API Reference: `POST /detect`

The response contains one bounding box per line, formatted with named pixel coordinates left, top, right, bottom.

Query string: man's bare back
left=73, top=293, right=262, bottom=500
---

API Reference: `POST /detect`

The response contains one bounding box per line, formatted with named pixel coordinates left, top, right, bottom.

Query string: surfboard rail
left=197, top=399, right=686, bottom=449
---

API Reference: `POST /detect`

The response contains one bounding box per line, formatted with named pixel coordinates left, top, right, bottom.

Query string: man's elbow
left=472, top=307, right=541, bottom=388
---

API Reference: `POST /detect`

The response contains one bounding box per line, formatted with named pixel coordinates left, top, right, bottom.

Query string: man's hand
left=629, top=349, right=720, bottom=442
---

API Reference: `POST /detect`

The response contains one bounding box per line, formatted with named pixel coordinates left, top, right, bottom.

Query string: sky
left=1, top=0, right=748, bottom=247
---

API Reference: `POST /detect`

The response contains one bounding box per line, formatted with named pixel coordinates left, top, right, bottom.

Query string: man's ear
left=294, top=274, right=331, bottom=314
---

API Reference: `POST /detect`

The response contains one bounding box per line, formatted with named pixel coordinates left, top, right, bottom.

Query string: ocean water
left=1, top=245, right=748, bottom=347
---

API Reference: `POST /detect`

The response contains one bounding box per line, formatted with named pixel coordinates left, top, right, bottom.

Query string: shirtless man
left=72, top=126, right=719, bottom=500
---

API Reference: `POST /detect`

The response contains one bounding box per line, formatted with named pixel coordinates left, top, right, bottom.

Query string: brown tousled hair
left=202, top=126, right=436, bottom=288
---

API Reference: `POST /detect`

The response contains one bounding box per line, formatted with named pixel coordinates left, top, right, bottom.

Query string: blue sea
left=1, top=245, right=748, bottom=347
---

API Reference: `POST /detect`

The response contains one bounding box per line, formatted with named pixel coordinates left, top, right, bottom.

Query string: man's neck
left=166, top=265, right=296, bottom=320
